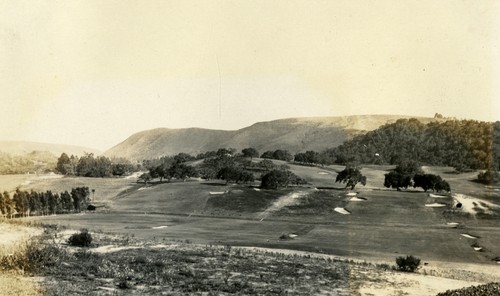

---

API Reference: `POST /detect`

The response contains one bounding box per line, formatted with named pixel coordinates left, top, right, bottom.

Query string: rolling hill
left=104, top=115, right=440, bottom=160
left=0, top=141, right=102, bottom=174
left=0, top=141, right=101, bottom=157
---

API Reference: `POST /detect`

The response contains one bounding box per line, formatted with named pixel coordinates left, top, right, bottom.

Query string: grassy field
left=0, top=224, right=492, bottom=296
left=2, top=163, right=500, bottom=294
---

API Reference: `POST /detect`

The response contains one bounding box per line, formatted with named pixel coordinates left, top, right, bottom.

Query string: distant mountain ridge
left=0, top=141, right=101, bottom=157
left=104, top=115, right=440, bottom=160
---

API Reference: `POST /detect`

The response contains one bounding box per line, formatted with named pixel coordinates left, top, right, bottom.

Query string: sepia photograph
left=1, top=0, right=499, bottom=295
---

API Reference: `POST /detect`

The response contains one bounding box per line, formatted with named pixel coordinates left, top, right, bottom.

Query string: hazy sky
left=1, top=0, right=499, bottom=150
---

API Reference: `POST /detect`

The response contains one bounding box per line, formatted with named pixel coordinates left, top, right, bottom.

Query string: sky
left=1, top=0, right=499, bottom=151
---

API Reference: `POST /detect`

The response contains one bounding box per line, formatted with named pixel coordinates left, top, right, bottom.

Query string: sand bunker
left=253, top=188, right=261, bottom=191
left=318, top=172, right=329, bottom=175
left=346, top=192, right=357, bottom=196
left=446, top=222, right=459, bottom=228
left=334, top=207, right=351, bottom=215
left=429, top=193, right=448, bottom=198
left=473, top=247, right=483, bottom=251
left=209, top=191, right=227, bottom=195
left=350, top=197, right=366, bottom=201
left=125, top=172, right=143, bottom=179
left=137, top=187, right=152, bottom=191
left=264, top=191, right=307, bottom=213
left=36, top=173, right=63, bottom=180
left=460, top=233, right=478, bottom=239
left=453, top=193, right=500, bottom=215
left=151, top=226, right=168, bottom=229
left=288, top=234, right=298, bottom=238
left=425, top=203, right=447, bottom=207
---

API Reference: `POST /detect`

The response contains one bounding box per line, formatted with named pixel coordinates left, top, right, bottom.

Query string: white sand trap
left=125, top=172, right=142, bottom=179
left=253, top=188, right=261, bottom=191
left=334, top=207, right=351, bottom=215
left=152, top=226, right=168, bottom=229
left=37, top=173, right=63, bottom=180
left=473, top=247, right=483, bottom=251
left=137, top=187, right=152, bottom=191
left=318, top=171, right=329, bottom=175
left=259, top=191, right=309, bottom=219
left=453, top=193, right=500, bottom=215
left=460, top=233, right=478, bottom=239
left=429, top=193, right=447, bottom=198
left=425, top=203, right=447, bottom=207
left=446, top=222, right=459, bottom=228
left=288, top=234, right=298, bottom=238
left=346, top=192, right=357, bottom=196
left=350, top=197, right=366, bottom=201
left=209, top=191, right=227, bottom=195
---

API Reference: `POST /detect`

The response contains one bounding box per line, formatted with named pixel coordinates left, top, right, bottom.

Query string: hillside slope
left=0, top=141, right=102, bottom=174
left=105, top=115, right=438, bottom=160
left=0, top=141, right=101, bottom=157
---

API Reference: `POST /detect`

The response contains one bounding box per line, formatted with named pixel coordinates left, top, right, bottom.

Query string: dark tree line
left=261, top=149, right=294, bottom=162
left=327, top=119, right=500, bottom=172
left=56, top=153, right=137, bottom=177
left=0, top=187, right=90, bottom=218
left=260, top=169, right=306, bottom=189
left=383, top=161, right=451, bottom=192
left=142, top=148, right=307, bottom=187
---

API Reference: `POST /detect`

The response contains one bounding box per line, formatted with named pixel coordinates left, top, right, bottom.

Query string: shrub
left=0, top=239, right=66, bottom=274
left=395, top=255, right=421, bottom=272
left=67, top=229, right=93, bottom=247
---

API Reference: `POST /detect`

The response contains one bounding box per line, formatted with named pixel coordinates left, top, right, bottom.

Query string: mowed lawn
left=10, top=163, right=500, bottom=268
left=0, top=173, right=140, bottom=202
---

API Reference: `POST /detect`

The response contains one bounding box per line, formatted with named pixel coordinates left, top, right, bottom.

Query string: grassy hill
left=104, top=115, right=439, bottom=160
left=0, top=141, right=102, bottom=174
left=0, top=141, right=101, bottom=156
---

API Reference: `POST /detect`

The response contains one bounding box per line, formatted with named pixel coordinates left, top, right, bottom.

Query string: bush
left=477, top=170, right=500, bottom=185
left=395, top=255, right=421, bottom=272
left=0, top=239, right=66, bottom=274
left=67, top=229, right=93, bottom=247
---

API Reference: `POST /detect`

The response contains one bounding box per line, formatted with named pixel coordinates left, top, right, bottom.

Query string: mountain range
left=104, top=115, right=441, bottom=160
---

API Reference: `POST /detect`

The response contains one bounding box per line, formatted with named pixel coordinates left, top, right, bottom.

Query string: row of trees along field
left=0, top=187, right=90, bottom=218
left=326, top=119, right=500, bottom=172
left=140, top=148, right=306, bottom=189
left=334, top=162, right=451, bottom=192
left=56, top=153, right=138, bottom=177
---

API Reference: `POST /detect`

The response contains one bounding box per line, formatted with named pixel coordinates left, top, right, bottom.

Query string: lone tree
left=241, top=148, right=259, bottom=160
left=335, top=167, right=367, bottom=190
left=261, top=169, right=303, bottom=189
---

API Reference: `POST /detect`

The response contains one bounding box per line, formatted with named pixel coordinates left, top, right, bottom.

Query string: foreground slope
left=104, top=115, right=438, bottom=160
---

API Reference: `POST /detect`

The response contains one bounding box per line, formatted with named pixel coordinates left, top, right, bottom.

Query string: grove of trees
left=260, top=169, right=305, bottom=189
left=0, top=187, right=90, bottom=218
left=56, top=153, right=137, bottom=177
left=327, top=119, right=500, bottom=172
left=384, top=161, right=451, bottom=192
